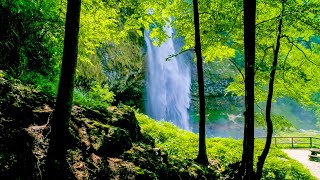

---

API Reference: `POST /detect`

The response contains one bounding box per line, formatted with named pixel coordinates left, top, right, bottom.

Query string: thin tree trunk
left=256, top=1, right=284, bottom=179
left=241, top=111, right=247, bottom=169
left=46, top=0, right=81, bottom=178
left=243, top=0, right=256, bottom=179
left=193, top=0, right=209, bottom=165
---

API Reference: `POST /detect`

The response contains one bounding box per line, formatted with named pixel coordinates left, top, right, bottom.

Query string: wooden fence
left=255, top=136, right=320, bottom=148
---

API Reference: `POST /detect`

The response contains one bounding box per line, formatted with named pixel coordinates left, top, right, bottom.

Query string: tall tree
left=242, top=0, right=256, bottom=179
left=193, top=0, right=209, bottom=165
left=256, top=1, right=283, bottom=178
left=46, top=0, right=81, bottom=178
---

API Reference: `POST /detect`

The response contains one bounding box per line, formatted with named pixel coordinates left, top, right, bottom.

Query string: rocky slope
left=0, top=76, right=220, bottom=179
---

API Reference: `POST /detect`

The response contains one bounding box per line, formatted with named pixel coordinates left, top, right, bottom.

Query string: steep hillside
left=0, top=76, right=219, bottom=179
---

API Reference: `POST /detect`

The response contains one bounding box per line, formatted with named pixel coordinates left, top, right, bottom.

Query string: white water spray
left=144, top=26, right=192, bottom=130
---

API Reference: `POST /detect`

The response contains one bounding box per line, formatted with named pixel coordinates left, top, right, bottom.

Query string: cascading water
left=144, top=26, right=192, bottom=130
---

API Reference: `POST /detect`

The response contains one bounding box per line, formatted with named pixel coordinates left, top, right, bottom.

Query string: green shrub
left=18, top=71, right=59, bottom=97
left=11, top=69, right=115, bottom=109
left=136, top=113, right=317, bottom=180
left=73, top=83, right=114, bottom=109
left=0, top=70, right=4, bottom=78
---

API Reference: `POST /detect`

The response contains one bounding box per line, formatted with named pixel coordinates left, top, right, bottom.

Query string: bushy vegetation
left=136, top=113, right=317, bottom=180
left=73, top=83, right=114, bottom=109
left=0, top=0, right=64, bottom=77
left=18, top=70, right=60, bottom=97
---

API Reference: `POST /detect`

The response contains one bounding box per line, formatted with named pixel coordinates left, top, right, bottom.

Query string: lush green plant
left=0, top=0, right=64, bottom=76
left=19, top=71, right=59, bottom=97
left=0, top=70, right=4, bottom=78
left=136, top=113, right=317, bottom=179
left=73, top=83, right=114, bottom=109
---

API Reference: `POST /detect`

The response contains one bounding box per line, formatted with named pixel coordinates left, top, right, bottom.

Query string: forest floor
left=283, top=149, right=320, bottom=180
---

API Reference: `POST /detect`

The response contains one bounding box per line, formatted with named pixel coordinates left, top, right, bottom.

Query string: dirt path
left=282, top=149, right=320, bottom=179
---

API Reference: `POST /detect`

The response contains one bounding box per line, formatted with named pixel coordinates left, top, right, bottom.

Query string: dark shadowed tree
left=242, top=0, right=256, bottom=179
left=256, top=0, right=284, bottom=179
left=193, top=0, right=209, bottom=165
left=46, top=0, right=82, bottom=178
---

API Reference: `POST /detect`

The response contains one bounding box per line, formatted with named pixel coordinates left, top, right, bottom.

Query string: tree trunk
left=193, top=0, right=209, bottom=165
left=243, top=0, right=256, bottom=179
left=46, top=0, right=81, bottom=178
left=256, top=1, right=284, bottom=179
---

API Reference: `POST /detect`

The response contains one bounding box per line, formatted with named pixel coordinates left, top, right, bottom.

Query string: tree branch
left=256, top=15, right=280, bottom=26
left=166, top=48, right=194, bottom=61
left=282, top=35, right=320, bottom=66
left=294, top=16, right=320, bottom=33
left=255, top=10, right=301, bottom=27
left=225, top=9, right=244, bottom=37
left=282, top=44, right=294, bottom=84
left=228, top=58, right=244, bottom=81
left=255, top=46, right=274, bottom=74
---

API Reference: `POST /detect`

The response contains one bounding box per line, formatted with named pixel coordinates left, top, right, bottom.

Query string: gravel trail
left=282, top=149, right=320, bottom=180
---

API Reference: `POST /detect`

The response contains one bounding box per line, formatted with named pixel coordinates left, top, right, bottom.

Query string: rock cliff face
left=190, top=61, right=245, bottom=138
left=191, top=60, right=243, bottom=114
left=0, top=77, right=219, bottom=179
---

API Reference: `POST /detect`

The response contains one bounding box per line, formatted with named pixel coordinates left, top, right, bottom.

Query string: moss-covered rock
left=82, top=106, right=142, bottom=141
left=106, top=106, right=142, bottom=141
left=139, top=132, right=155, bottom=148
left=98, top=127, right=133, bottom=157
left=0, top=78, right=47, bottom=179
left=71, top=107, right=134, bottom=157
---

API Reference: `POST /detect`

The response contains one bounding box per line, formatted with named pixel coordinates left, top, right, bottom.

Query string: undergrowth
left=73, top=83, right=114, bottom=109
left=19, top=70, right=59, bottom=97
left=136, top=113, right=317, bottom=180
left=12, top=70, right=115, bottom=109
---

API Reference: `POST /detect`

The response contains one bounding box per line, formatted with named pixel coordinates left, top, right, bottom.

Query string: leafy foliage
left=0, top=0, right=153, bottom=107
left=255, top=111, right=293, bottom=133
left=19, top=71, right=59, bottom=97
left=74, top=83, right=114, bottom=109
left=227, top=0, right=320, bottom=103
left=0, top=0, right=64, bottom=76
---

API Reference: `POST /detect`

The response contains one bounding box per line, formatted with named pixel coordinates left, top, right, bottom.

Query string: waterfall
left=144, top=26, right=192, bottom=130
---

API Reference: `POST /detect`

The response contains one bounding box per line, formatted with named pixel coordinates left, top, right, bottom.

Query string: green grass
left=136, top=113, right=317, bottom=180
